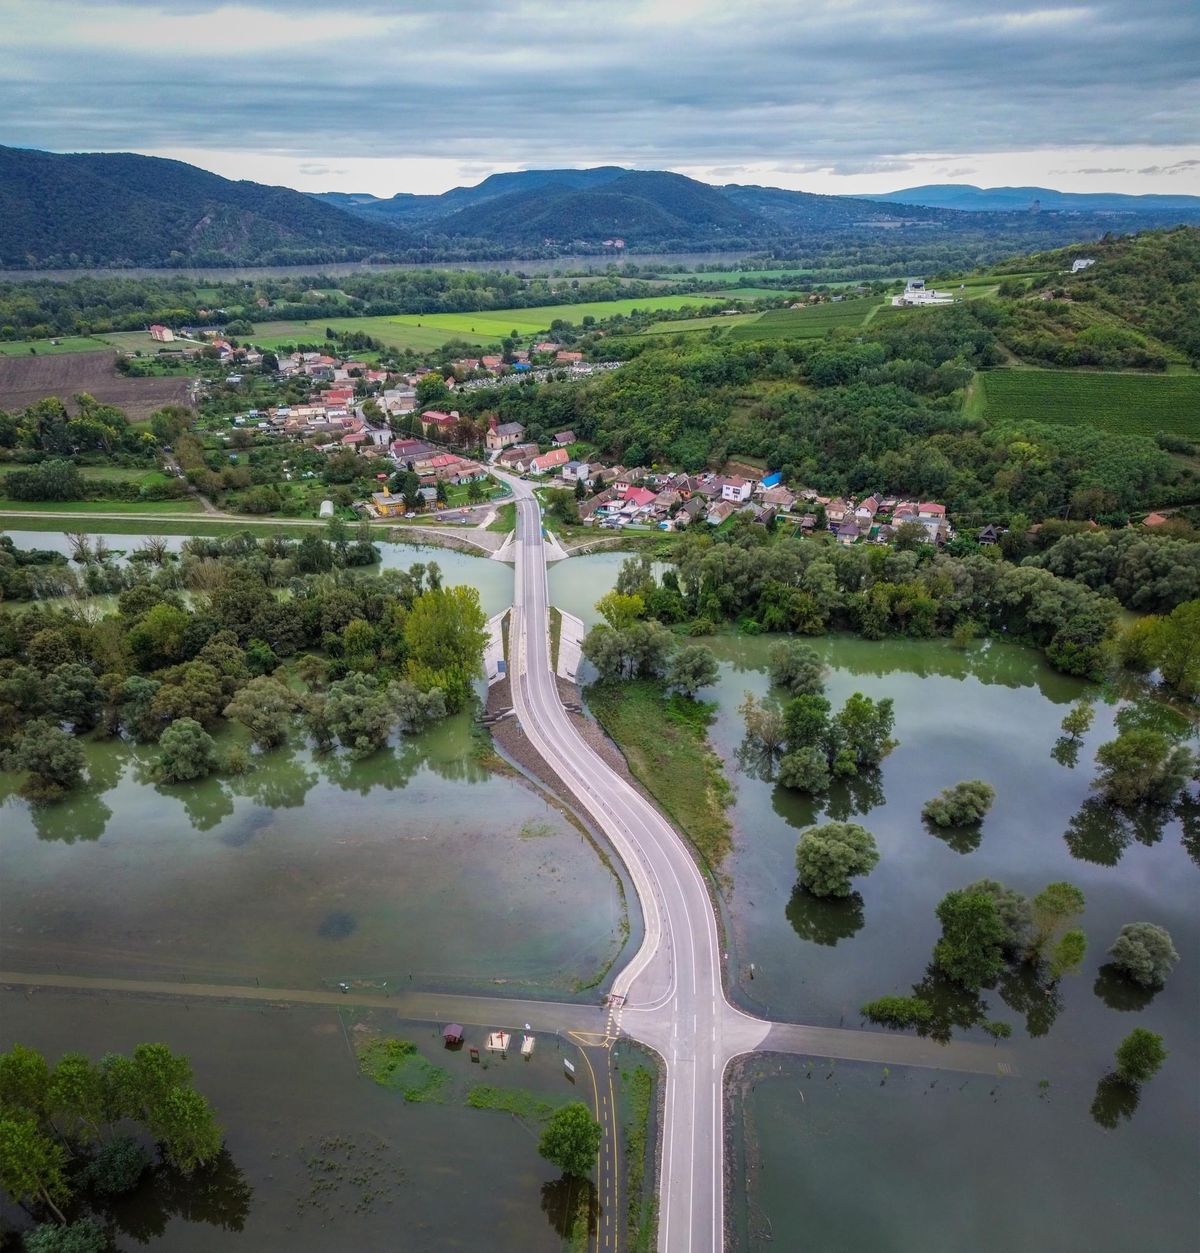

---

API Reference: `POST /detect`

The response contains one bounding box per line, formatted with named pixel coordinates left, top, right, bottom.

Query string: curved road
left=502, top=473, right=1010, bottom=1252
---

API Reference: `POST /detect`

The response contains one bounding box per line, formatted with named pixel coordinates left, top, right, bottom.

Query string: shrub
left=922, top=780, right=995, bottom=827
left=1109, top=923, right=1179, bottom=988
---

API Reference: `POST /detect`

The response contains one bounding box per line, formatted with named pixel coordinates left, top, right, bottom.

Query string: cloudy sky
left=3, top=0, right=1198, bottom=197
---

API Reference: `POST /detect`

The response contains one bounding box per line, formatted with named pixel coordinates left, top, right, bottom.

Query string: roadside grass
left=465, top=1084, right=567, bottom=1122
left=586, top=678, right=732, bottom=868
left=619, top=1063, right=657, bottom=1253
left=977, top=367, right=1200, bottom=439
left=549, top=606, right=563, bottom=672
left=487, top=502, right=516, bottom=533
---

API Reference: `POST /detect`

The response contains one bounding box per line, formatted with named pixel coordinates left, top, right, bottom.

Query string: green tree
left=783, top=693, right=831, bottom=748
left=596, top=590, right=645, bottom=630
left=934, top=887, right=1006, bottom=990
left=1152, top=600, right=1200, bottom=697
left=965, top=879, right=1031, bottom=954
left=324, top=673, right=396, bottom=757
left=778, top=746, right=830, bottom=794
left=666, top=645, right=719, bottom=697
left=45, top=663, right=103, bottom=732
left=832, top=693, right=896, bottom=770
left=1029, top=881, right=1086, bottom=962
left=1108, top=922, right=1179, bottom=988
left=922, top=780, right=995, bottom=827
left=538, top=1101, right=602, bottom=1178
left=10, top=722, right=86, bottom=801
left=223, top=676, right=296, bottom=749
left=402, top=585, right=487, bottom=711
left=154, top=718, right=218, bottom=783
left=739, top=692, right=788, bottom=757
left=1048, top=928, right=1088, bottom=979
left=1114, top=1028, right=1167, bottom=1084
left=1094, top=729, right=1194, bottom=808
left=767, top=640, right=826, bottom=696
left=24, top=1218, right=108, bottom=1253
left=795, top=822, right=879, bottom=898
left=128, top=602, right=190, bottom=670
left=1060, top=699, right=1095, bottom=739
left=0, top=1112, right=70, bottom=1223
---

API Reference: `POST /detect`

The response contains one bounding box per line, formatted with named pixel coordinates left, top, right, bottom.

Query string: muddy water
left=2, top=991, right=593, bottom=1251
left=0, top=714, right=625, bottom=997
left=549, top=553, right=1200, bottom=1252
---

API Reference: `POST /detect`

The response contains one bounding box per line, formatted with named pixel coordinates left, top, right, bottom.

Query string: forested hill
left=0, top=146, right=405, bottom=269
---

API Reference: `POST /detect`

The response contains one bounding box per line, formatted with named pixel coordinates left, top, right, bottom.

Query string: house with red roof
left=530, top=448, right=570, bottom=475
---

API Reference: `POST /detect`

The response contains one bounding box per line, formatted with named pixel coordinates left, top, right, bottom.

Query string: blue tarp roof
left=761, top=471, right=783, bottom=488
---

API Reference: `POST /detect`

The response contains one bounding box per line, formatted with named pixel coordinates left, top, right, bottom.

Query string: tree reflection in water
left=101, top=1147, right=253, bottom=1244
left=786, top=887, right=865, bottom=947
left=540, top=1177, right=598, bottom=1243
left=1092, top=962, right=1159, bottom=1013
left=996, top=961, right=1063, bottom=1038
left=923, top=815, right=984, bottom=855
left=1063, top=798, right=1167, bottom=866
left=1090, top=1074, right=1140, bottom=1130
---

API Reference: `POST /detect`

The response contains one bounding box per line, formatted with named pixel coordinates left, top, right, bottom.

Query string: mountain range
left=3, top=146, right=1199, bottom=270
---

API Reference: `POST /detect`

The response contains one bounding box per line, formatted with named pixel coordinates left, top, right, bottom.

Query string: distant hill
left=0, top=146, right=405, bottom=268
left=864, top=183, right=1200, bottom=214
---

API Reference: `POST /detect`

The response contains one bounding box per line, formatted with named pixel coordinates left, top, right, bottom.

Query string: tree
left=9, top=722, right=86, bottom=801
left=223, top=676, right=296, bottom=749
left=1048, top=928, right=1088, bottom=979
left=402, top=584, right=487, bottom=711
left=154, top=718, right=218, bottom=783
left=783, top=693, right=831, bottom=748
left=1114, top=1028, right=1168, bottom=1084
left=767, top=640, right=826, bottom=696
left=1109, top=922, right=1179, bottom=988
left=738, top=692, right=787, bottom=756
left=666, top=645, right=718, bottom=697
left=24, top=1219, right=108, bottom=1253
left=596, top=590, right=644, bottom=630
left=964, top=879, right=1031, bottom=954
left=1028, top=881, right=1086, bottom=962
left=1094, top=729, right=1194, bottom=808
left=324, top=673, right=396, bottom=757
left=795, top=822, right=879, bottom=898
left=922, top=780, right=995, bottom=827
left=778, top=746, right=830, bottom=794
left=0, top=1112, right=70, bottom=1223
left=1152, top=600, right=1200, bottom=698
left=415, top=373, right=451, bottom=409
left=1060, top=699, right=1095, bottom=739
left=832, top=693, right=895, bottom=770
left=45, top=663, right=103, bottom=732
left=933, top=887, right=1006, bottom=990
left=538, top=1101, right=602, bottom=1178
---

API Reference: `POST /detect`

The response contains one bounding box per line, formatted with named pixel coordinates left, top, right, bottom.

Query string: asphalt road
left=498, top=471, right=1013, bottom=1252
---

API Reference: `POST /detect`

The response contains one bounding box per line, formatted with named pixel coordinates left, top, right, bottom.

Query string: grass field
left=976, top=368, right=1200, bottom=439
left=640, top=312, right=761, bottom=335
left=0, top=497, right=205, bottom=514
left=727, top=296, right=883, bottom=341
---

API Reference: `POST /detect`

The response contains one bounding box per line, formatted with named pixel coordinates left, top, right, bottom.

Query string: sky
left=2, top=0, right=1198, bottom=197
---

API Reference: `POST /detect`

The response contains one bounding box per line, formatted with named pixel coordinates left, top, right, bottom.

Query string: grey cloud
left=1137, top=159, right=1200, bottom=175
left=298, top=163, right=347, bottom=176
left=1, top=0, right=1198, bottom=177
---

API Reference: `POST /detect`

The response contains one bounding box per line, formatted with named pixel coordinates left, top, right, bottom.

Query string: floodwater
left=0, top=251, right=755, bottom=284
left=2, top=991, right=595, bottom=1251
left=550, top=553, right=1200, bottom=1252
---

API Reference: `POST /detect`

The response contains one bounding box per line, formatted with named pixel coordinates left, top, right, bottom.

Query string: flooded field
left=551, top=553, right=1200, bottom=1251
left=2, top=991, right=595, bottom=1251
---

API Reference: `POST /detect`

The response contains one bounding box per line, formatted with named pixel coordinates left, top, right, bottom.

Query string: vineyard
left=728, top=296, right=881, bottom=340
left=977, top=368, right=1200, bottom=439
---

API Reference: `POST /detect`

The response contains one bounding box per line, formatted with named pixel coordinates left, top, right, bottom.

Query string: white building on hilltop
left=891, top=279, right=954, bottom=307
left=1071, top=257, right=1097, bottom=273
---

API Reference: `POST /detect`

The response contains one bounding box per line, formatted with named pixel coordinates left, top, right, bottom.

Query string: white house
left=721, top=476, right=752, bottom=503
left=562, top=461, right=592, bottom=484
left=891, top=279, right=954, bottom=307
left=1071, top=258, right=1097, bottom=273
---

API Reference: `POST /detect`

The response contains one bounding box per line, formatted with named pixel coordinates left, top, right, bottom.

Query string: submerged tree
left=933, top=887, right=1006, bottom=991
left=1108, top=922, right=1179, bottom=989
left=154, top=718, right=218, bottom=784
left=1060, top=699, right=1095, bottom=740
left=767, top=640, right=826, bottom=697
left=538, top=1102, right=602, bottom=1178
left=8, top=722, right=86, bottom=801
left=795, top=821, right=879, bottom=899
left=922, top=780, right=996, bottom=827
left=1094, top=729, right=1193, bottom=809
left=1114, top=1028, right=1168, bottom=1084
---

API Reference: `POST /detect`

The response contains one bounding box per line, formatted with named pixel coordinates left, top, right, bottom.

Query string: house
left=370, top=490, right=408, bottom=518
left=762, top=486, right=797, bottom=511
left=721, top=476, right=752, bottom=503
left=555, top=350, right=584, bottom=364
left=149, top=324, right=174, bottom=342
left=480, top=355, right=504, bottom=373
left=855, top=495, right=880, bottom=525
left=1142, top=512, right=1169, bottom=529
left=798, top=513, right=818, bottom=531
left=498, top=442, right=540, bottom=468
left=825, top=498, right=850, bottom=524
left=653, top=489, right=681, bottom=513
left=420, top=410, right=459, bottom=438
left=706, top=501, right=737, bottom=526
left=562, top=460, right=592, bottom=484
left=622, top=486, right=657, bottom=513
left=553, top=431, right=576, bottom=447
left=891, top=279, right=954, bottom=307
left=759, top=470, right=783, bottom=491
left=530, top=448, right=570, bottom=475
left=1071, top=258, right=1097, bottom=273
left=680, top=497, right=706, bottom=525
left=534, top=341, right=559, bottom=354
left=917, top=502, right=947, bottom=520
left=977, top=524, right=1004, bottom=545
left=836, top=520, right=861, bottom=546
left=486, top=421, right=526, bottom=451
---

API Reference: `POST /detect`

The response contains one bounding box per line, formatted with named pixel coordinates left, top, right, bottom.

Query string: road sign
left=563, top=1058, right=575, bottom=1076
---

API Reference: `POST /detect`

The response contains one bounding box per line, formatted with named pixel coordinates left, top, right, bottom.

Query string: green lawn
left=0, top=336, right=114, bottom=356
left=0, top=497, right=205, bottom=514
left=976, top=368, right=1200, bottom=439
